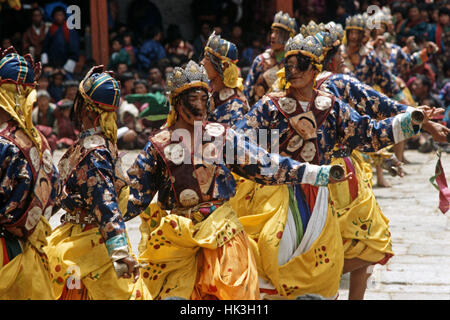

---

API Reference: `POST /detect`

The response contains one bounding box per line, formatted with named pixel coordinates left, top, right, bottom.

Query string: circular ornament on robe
left=42, top=149, right=53, bottom=174
left=315, top=95, right=332, bottom=111
left=219, top=88, right=235, bottom=101
left=286, top=135, right=304, bottom=152
left=29, top=147, right=40, bottom=171
left=153, top=130, right=171, bottom=145
left=83, top=135, right=106, bottom=149
left=25, top=206, right=43, bottom=230
left=278, top=97, right=297, bottom=114
left=164, top=143, right=185, bottom=165
left=205, top=123, right=225, bottom=137
left=300, top=141, right=316, bottom=162
left=44, top=206, right=53, bottom=220
left=179, top=189, right=200, bottom=207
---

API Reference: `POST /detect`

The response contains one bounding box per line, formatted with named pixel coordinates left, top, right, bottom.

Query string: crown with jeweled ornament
left=166, top=60, right=209, bottom=103
left=272, top=11, right=298, bottom=37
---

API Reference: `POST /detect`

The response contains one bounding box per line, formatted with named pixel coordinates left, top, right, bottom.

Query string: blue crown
left=0, top=52, right=37, bottom=86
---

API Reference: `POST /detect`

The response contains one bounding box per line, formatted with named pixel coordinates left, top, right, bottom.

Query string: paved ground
left=50, top=148, right=450, bottom=300
left=338, top=149, right=450, bottom=300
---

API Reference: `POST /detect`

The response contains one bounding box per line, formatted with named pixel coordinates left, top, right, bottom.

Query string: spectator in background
left=165, top=24, right=194, bottom=66
left=193, top=21, right=212, bottom=61
left=427, top=7, right=450, bottom=81
left=392, top=4, right=407, bottom=36
left=117, top=101, right=140, bottom=150
left=119, top=71, right=135, bottom=97
left=47, top=69, right=66, bottom=103
left=41, top=6, right=80, bottom=74
left=122, top=32, right=137, bottom=66
left=409, top=74, right=435, bottom=106
left=138, top=26, right=166, bottom=72
left=22, top=7, right=48, bottom=60
left=37, top=72, right=50, bottom=91
left=32, top=90, right=57, bottom=150
left=107, top=36, right=131, bottom=71
left=53, top=100, right=78, bottom=149
left=229, top=24, right=244, bottom=54
left=241, top=34, right=264, bottom=67
left=130, top=79, right=149, bottom=111
left=398, top=3, right=428, bottom=45
left=427, top=7, right=450, bottom=54
left=148, top=66, right=165, bottom=89
left=116, top=62, right=129, bottom=78
left=59, top=79, right=79, bottom=103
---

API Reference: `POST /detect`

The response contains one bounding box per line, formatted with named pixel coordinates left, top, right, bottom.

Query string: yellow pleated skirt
left=44, top=222, right=151, bottom=300
left=328, top=150, right=393, bottom=264
left=137, top=202, right=260, bottom=300
left=229, top=177, right=344, bottom=299
left=0, top=217, right=55, bottom=300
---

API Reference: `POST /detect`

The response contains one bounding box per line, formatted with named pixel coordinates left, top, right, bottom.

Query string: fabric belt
left=331, top=146, right=351, bottom=158
left=61, top=209, right=97, bottom=225
left=171, top=201, right=224, bottom=224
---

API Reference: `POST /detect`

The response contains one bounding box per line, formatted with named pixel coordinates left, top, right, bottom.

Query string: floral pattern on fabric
left=125, top=125, right=330, bottom=220
left=233, top=91, right=419, bottom=166
left=341, top=44, right=404, bottom=100
left=318, top=72, right=411, bottom=120
left=209, top=88, right=249, bottom=126
left=57, top=129, right=129, bottom=251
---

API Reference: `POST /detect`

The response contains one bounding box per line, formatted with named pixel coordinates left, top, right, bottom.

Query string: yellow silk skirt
left=0, top=217, right=55, bottom=300
left=229, top=176, right=344, bottom=299
left=328, top=150, right=393, bottom=264
left=44, top=222, right=151, bottom=300
left=137, top=202, right=259, bottom=300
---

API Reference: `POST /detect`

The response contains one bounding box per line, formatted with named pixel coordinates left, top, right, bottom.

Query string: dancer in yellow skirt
left=44, top=65, right=150, bottom=300
left=123, top=60, right=348, bottom=300
left=308, top=22, right=448, bottom=299
left=230, top=28, right=437, bottom=300
left=0, top=47, right=59, bottom=299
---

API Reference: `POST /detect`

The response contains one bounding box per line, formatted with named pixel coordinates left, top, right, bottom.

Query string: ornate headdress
left=166, top=60, right=209, bottom=127
left=345, top=14, right=366, bottom=31
left=276, top=33, right=325, bottom=90
left=299, top=21, right=344, bottom=52
left=204, top=31, right=243, bottom=91
left=370, top=7, right=392, bottom=29
left=299, top=21, right=325, bottom=38
left=75, top=65, right=121, bottom=143
left=272, top=11, right=298, bottom=37
left=284, top=34, right=323, bottom=63
left=0, top=47, right=42, bottom=150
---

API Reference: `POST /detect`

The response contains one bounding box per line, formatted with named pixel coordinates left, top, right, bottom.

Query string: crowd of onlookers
left=0, top=0, right=449, bottom=152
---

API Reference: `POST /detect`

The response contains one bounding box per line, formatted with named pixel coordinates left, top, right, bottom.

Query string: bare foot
left=376, top=165, right=391, bottom=187
left=376, top=180, right=392, bottom=188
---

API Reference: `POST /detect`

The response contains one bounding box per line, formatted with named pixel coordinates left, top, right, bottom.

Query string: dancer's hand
left=422, top=121, right=450, bottom=143
left=414, top=106, right=445, bottom=125
left=117, top=256, right=140, bottom=283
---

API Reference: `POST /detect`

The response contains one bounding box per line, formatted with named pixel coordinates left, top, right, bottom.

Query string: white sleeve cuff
left=301, top=164, right=331, bottom=187
left=392, top=112, right=420, bottom=143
